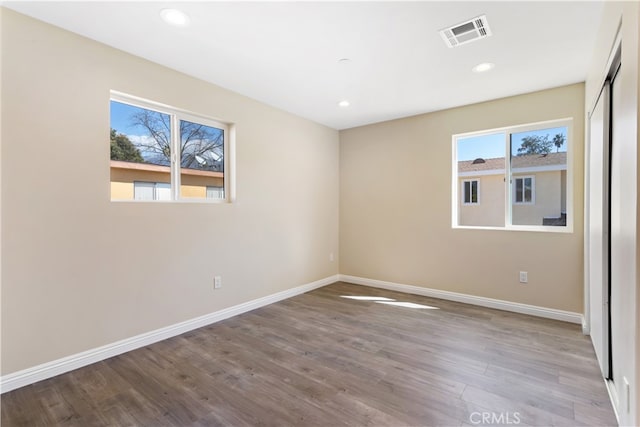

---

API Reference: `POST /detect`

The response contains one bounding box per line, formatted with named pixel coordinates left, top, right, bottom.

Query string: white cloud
left=127, top=134, right=160, bottom=148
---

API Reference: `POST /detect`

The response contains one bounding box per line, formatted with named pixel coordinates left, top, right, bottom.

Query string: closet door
left=609, top=65, right=624, bottom=385
left=588, top=82, right=610, bottom=378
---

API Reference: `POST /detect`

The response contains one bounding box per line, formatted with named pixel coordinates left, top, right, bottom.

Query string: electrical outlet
left=329, top=252, right=334, bottom=262
left=214, top=276, right=222, bottom=289
left=519, top=271, right=528, bottom=283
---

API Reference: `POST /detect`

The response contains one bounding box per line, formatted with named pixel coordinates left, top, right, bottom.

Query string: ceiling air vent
left=439, top=15, right=492, bottom=48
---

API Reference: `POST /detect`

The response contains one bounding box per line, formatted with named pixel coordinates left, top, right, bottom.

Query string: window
left=206, top=186, right=225, bottom=200
left=110, top=92, right=232, bottom=202
left=462, top=180, right=479, bottom=204
left=514, top=176, right=534, bottom=204
left=453, top=119, right=571, bottom=231
left=134, top=182, right=171, bottom=201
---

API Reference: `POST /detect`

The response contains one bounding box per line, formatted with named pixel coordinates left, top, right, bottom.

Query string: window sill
left=110, top=199, right=233, bottom=204
left=452, top=224, right=573, bottom=234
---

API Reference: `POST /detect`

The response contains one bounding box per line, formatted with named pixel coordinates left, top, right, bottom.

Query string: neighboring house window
left=206, top=186, right=225, bottom=199
left=110, top=92, right=232, bottom=202
left=453, top=118, right=571, bottom=231
left=134, top=182, right=171, bottom=201
left=462, top=180, right=479, bottom=204
left=514, top=176, right=534, bottom=204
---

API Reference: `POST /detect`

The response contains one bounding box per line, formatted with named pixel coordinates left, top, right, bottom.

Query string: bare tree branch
left=130, top=111, right=224, bottom=171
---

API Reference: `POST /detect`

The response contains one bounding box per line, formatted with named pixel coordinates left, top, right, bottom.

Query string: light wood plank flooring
left=1, top=282, right=617, bottom=426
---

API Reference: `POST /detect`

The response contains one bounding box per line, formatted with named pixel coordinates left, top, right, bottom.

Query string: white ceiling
left=4, top=1, right=604, bottom=130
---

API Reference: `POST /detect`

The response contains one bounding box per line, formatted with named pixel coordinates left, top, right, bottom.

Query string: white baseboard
left=0, top=274, right=339, bottom=394
left=605, top=378, right=620, bottom=426
left=339, top=274, right=583, bottom=325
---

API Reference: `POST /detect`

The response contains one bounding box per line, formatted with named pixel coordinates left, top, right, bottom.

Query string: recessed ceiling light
left=160, top=8, right=190, bottom=27
left=338, top=100, right=350, bottom=108
left=472, top=62, right=495, bottom=73
left=338, top=58, right=351, bottom=64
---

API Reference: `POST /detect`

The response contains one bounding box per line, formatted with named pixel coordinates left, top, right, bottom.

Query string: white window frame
left=451, top=117, right=573, bottom=233
left=513, top=176, right=535, bottom=205
left=110, top=91, right=236, bottom=203
left=462, top=179, right=480, bottom=205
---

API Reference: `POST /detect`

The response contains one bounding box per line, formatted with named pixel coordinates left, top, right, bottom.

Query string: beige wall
left=340, top=83, right=584, bottom=312
left=1, top=9, right=339, bottom=375
left=584, top=2, right=639, bottom=425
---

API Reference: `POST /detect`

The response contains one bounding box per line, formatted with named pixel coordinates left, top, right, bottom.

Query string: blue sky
left=110, top=100, right=167, bottom=136
left=457, top=126, right=568, bottom=161
left=457, top=132, right=505, bottom=161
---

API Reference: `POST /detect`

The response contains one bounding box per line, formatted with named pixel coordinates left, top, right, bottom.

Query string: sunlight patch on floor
left=340, top=296, right=395, bottom=301
left=375, top=301, right=438, bottom=309
left=341, top=295, right=438, bottom=309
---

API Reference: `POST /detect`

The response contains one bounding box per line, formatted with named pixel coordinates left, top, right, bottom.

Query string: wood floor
left=1, top=282, right=617, bottom=426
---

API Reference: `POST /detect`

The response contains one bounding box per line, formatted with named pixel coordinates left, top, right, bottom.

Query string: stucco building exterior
left=458, top=152, right=567, bottom=227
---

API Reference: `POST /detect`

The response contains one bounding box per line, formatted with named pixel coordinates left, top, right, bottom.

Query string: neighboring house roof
left=458, top=152, right=567, bottom=173
left=110, top=160, right=224, bottom=178
left=459, top=157, right=505, bottom=173
left=512, top=152, right=567, bottom=169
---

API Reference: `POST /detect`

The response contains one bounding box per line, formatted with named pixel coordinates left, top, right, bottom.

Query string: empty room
left=1, top=1, right=638, bottom=426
